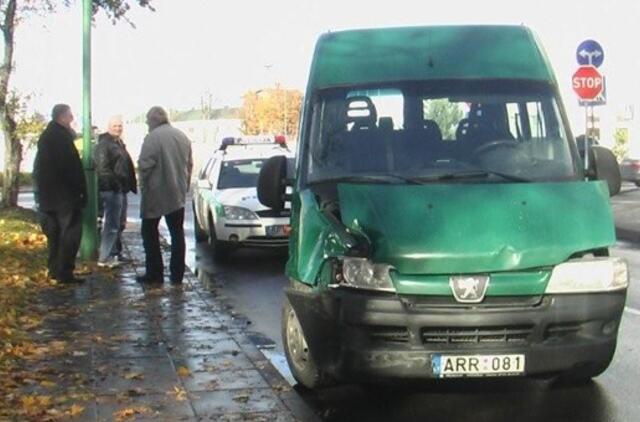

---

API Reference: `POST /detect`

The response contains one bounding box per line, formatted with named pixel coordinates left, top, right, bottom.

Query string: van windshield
left=304, top=80, right=577, bottom=184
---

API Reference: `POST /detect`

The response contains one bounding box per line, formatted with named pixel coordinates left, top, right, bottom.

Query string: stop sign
left=572, top=66, right=603, bottom=100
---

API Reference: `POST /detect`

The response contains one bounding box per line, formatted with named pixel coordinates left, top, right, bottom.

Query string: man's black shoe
left=170, top=278, right=183, bottom=285
left=116, top=255, right=134, bottom=264
left=136, top=274, right=163, bottom=284
left=60, top=276, right=85, bottom=284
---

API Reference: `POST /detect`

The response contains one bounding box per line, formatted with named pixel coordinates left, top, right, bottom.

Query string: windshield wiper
left=309, top=170, right=531, bottom=186
left=409, top=170, right=531, bottom=183
left=308, top=174, right=422, bottom=185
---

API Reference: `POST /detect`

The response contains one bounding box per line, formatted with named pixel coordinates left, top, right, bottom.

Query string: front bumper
left=215, top=216, right=289, bottom=248
left=286, top=287, right=626, bottom=380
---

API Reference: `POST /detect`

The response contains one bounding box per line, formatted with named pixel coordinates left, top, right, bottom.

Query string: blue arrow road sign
left=577, top=39, right=604, bottom=67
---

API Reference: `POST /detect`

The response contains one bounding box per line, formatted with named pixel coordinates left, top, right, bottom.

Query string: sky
left=8, top=0, right=640, bottom=134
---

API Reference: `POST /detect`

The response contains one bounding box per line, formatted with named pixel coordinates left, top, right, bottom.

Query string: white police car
left=192, top=135, right=293, bottom=258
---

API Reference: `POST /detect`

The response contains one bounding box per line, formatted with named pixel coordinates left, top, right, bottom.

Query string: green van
left=257, top=25, right=628, bottom=388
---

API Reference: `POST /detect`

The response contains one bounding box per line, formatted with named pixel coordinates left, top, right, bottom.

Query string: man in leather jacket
left=95, top=116, right=137, bottom=267
left=33, top=104, right=86, bottom=284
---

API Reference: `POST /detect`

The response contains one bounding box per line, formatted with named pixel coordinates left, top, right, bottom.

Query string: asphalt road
left=18, top=183, right=640, bottom=421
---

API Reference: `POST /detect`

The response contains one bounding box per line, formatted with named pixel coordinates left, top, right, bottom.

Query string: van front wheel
left=282, top=297, right=332, bottom=389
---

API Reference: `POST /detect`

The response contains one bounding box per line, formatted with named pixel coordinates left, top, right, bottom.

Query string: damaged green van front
left=257, top=25, right=628, bottom=388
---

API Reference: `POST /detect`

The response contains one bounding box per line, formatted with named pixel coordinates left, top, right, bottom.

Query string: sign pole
left=574, top=39, right=605, bottom=180
left=79, top=0, right=98, bottom=260
left=584, top=104, right=589, bottom=178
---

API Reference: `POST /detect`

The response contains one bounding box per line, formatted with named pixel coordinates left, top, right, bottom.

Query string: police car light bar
left=219, top=135, right=287, bottom=150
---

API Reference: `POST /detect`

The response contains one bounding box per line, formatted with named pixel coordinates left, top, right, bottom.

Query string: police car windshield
left=217, top=159, right=265, bottom=189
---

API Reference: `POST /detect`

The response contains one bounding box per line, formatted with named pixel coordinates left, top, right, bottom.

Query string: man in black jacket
left=33, top=104, right=87, bottom=284
left=95, top=116, right=137, bottom=267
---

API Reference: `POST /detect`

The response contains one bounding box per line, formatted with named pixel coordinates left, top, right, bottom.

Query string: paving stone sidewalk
left=22, top=227, right=315, bottom=421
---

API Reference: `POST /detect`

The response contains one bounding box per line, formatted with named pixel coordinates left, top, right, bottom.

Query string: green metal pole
left=79, top=0, right=98, bottom=260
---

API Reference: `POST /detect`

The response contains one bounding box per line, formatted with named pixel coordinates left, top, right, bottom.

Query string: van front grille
left=366, top=326, right=410, bottom=344
left=422, top=325, right=534, bottom=345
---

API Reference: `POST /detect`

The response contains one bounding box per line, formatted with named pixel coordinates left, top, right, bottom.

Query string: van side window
left=527, top=102, right=546, bottom=139
left=506, top=103, right=522, bottom=140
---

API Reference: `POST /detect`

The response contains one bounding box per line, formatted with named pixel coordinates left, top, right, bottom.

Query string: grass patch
left=0, top=207, right=56, bottom=419
left=0, top=208, right=98, bottom=420
left=0, top=206, right=50, bottom=348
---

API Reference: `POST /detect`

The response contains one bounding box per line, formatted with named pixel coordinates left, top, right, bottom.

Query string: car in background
left=192, top=135, right=294, bottom=259
left=620, top=158, right=640, bottom=186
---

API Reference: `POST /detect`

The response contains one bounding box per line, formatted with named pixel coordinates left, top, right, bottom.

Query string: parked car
left=192, top=136, right=294, bottom=259
left=620, top=158, right=640, bottom=186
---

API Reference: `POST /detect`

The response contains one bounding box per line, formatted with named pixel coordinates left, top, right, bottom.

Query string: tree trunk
left=2, top=121, right=20, bottom=207
left=0, top=0, right=18, bottom=208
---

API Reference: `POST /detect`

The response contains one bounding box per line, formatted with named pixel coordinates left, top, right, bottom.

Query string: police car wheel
left=208, top=215, right=231, bottom=260
left=193, top=202, right=208, bottom=243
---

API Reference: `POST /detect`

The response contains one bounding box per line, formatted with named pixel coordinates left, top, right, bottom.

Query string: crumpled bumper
left=286, top=286, right=626, bottom=380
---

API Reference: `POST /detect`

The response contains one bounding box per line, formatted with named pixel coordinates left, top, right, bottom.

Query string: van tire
left=635, top=181, right=640, bottom=187
left=193, top=202, right=208, bottom=243
left=282, top=297, right=332, bottom=390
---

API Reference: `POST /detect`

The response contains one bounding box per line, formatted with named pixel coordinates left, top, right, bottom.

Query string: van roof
left=309, top=25, right=555, bottom=90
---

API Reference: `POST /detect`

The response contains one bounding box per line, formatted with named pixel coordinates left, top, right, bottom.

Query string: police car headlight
left=545, top=257, right=629, bottom=294
left=337, top=257, right=395, bottom=292
left=223, top=206, right=259, bottom=221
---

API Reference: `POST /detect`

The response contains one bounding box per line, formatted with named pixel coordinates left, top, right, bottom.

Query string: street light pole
left=79, top=0, right=98, bottom=260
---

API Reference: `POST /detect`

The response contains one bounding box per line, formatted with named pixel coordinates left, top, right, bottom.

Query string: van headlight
left=336, top=257, right=395, bottom=292
left=222, top=205, right=259, bottom=221
left=545, top=257, right=629, bottom=294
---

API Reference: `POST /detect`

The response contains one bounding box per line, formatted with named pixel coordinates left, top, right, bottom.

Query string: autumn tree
left=424, top=99, right=464, bottom=140
left=241, top=85, right=303, bottom=139
left=0, top=0, right=154, bottom=208
left=612, top=128, right=629, bottom=162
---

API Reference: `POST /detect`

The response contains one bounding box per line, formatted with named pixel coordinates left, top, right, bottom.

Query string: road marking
left=625, top=306, right=640, bottom=316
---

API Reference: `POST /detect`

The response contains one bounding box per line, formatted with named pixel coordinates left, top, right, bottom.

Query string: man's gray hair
left=146, top=106, right=169, bottom=129
left=51, top=104, right=71, bottom=121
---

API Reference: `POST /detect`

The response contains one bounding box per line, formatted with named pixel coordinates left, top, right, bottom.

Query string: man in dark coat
left=95, top=116, right=137, bottom=267
left=33, top=104, right=87, bottom=284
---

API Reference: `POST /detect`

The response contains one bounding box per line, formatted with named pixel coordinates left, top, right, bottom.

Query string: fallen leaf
left=122, top=371, right=144, bottom=380
left=67, top=403, right=85, bottom=417
left=176, top=366, right=191, bottom=377
left=168, top=385, right=188, bottom=401
left=113, top=406, right=152, bottom=421
left=39, top=380, right=57, bottom=389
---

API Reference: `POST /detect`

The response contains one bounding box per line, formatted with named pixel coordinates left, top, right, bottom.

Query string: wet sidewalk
left=23, top=227, right=314, bottom=421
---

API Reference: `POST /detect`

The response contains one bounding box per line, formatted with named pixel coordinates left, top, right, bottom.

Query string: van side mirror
left=587, top=146, right=621, bottom=196
left=257, top=155, right=289, bottom=210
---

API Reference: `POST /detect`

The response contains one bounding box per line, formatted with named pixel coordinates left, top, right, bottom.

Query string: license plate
left=266, top=225, right=286, bottom=237
left=432, top=354, right=525, bottom=378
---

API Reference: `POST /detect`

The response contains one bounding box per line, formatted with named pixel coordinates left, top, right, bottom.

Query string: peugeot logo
left=449, top=275, right=490, bottom=303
